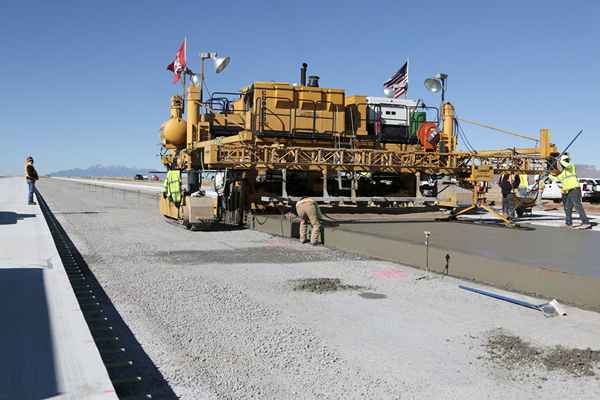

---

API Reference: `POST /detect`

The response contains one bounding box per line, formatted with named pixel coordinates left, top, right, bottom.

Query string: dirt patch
left=290, top=278, right=365, bottom=294
left=486, top=331, right=600, bottom=377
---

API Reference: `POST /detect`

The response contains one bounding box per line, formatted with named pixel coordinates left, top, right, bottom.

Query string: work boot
left=310, top=241, right=320, bottom=246
left=300, top=239, right=309, bottom=244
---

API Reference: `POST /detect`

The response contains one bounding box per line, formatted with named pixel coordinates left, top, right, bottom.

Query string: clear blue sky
left=1, top=1, right=598, bottom=175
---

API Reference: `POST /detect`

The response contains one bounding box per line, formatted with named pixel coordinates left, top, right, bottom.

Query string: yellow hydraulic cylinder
left=187, top=85, right=200, bottom=146
left=442, top=102, right=456, bottom=152
left=539, top=128, right=552, bottom=158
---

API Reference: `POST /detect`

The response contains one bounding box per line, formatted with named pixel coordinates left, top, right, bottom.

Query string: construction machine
left=159, top=58, right=558, bottom=228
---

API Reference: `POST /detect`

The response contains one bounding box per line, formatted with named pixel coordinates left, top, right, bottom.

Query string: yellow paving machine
left=159, top=56, right=557, bottom=228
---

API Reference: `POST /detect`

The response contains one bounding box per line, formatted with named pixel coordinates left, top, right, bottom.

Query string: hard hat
left=560, top=154, right=570, bottom=167
left=26, top=156, right=33, bottom=162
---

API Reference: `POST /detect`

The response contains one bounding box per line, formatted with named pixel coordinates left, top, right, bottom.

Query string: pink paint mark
left=371, top=268, right=408, bottom=279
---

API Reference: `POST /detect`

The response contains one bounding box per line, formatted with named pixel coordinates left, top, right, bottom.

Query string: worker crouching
left=296, top=197, right=322, bottom=245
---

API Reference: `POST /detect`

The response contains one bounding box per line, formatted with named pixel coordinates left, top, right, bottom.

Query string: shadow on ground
left=0, top=212, right=36, bottom=225
left=0, top=268, right=59, bottom=399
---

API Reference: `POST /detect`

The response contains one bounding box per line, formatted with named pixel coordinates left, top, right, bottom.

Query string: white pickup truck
left=542, top=177, right=600, bottom=203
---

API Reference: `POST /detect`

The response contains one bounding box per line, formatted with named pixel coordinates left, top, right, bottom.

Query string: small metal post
left=417, top=231, right=432, bottom=281
left=424, top=231, right=431, bottom=279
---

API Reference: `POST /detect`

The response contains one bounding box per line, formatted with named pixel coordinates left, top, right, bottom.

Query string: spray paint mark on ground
left=371, top=268, right=408, bottom=279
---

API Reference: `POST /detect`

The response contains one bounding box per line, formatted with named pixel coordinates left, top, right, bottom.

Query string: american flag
left=383, top=61, right=408, bottom=98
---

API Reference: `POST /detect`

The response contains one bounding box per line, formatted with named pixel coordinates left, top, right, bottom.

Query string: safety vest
left=519, top=174, right=528, bottom=189
left=163, top=170, right=182, bottom=204
left=552, top=163, right=579, bottom=192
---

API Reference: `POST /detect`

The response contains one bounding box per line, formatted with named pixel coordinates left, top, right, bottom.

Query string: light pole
left=424, top=73, right=448, bottom=103
left=197, top=52, right=230, bottom=102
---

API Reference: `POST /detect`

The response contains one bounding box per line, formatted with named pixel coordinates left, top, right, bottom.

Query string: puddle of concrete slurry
left=358, top=292, right=387, bottom=299
left=289, top=278, right=365, bottom=294
left=486, top=330, right=600, bottom=377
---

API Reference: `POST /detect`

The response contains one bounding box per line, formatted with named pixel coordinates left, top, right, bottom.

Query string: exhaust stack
left=300, top=63, right=308, bottom=86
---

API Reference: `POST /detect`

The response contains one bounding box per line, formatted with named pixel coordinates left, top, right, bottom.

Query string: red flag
left=166, top=38, right=187, bottom=83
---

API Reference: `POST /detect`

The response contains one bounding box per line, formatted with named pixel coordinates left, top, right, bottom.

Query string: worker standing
left=162, top=165, right=182, bottom=204
left=518, top=174, right=529, bottom=198
left=295, top=197, right=322, bottom=245
left=25, top=156, right=39, bottom=205
left=549, top=154, right=592, bottom=229
left=498, top=171, right=520, bottom=219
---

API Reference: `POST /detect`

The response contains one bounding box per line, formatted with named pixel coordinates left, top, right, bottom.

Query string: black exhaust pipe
left=300, top=63, right=308, bottom=86
left=308, top=75, right=320, bottom=87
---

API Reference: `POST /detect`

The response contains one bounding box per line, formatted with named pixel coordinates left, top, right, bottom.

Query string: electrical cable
left=454, top=119, right=477, bottom=153
left=458, top=121, right=477, bottom=153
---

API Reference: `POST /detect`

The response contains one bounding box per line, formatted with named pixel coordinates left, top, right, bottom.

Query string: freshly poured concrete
left=0, top=177, right=117, bottom=399
left=251, top=213, right=600, bottom=310
left=337, top=221, right=599, bottom=278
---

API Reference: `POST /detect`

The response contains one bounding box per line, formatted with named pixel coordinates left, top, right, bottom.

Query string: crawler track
left=36, top=189, right=153, bottom=400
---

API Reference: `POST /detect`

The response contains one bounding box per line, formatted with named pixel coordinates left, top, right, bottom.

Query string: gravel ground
left=38, top=179, right=600, bottom=399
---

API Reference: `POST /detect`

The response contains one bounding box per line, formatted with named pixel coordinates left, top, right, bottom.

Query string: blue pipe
left=458, top=285, right=542, bottom=311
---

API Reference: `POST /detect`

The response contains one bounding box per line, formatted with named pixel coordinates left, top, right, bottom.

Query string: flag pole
left=182, top=37, right=187, bottom=102
left=406, top=57, right=409, bottom=98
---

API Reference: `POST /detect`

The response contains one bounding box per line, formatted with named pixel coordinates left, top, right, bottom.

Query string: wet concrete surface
left=335, top=221, right=600, bottom=278
left=251, top=214, right=600, bottom=310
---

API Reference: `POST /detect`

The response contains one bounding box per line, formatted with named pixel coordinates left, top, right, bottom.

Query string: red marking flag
left=166, top=39, right=187, bottom=83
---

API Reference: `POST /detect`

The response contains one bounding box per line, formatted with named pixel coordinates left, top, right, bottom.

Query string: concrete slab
left=251, top=213, right=600, bottom=311
left=52, top=177, right=163, bottom=193
left=0, top=177, right=117, bottom=399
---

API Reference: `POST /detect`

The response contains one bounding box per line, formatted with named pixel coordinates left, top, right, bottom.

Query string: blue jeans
left=564, top=187, right=589, bottom=225
left=27, top=179, right=35, bottom=203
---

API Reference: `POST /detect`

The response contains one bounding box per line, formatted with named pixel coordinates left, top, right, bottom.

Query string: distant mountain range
left=47, top=163, right=600, bottom=178
left=575, top=164, right=600, bottom=179
left=49, top=164, right=158, bottom=177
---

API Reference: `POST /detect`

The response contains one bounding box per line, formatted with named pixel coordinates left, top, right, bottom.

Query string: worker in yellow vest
left=162, top=169, right=182, bottom=205
left=548, top=154, right=591, bottom=229
left=518, top=174, right=529, bottom=198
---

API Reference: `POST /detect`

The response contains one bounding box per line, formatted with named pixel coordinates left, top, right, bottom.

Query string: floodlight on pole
left=424, top=73, right=448, bottom=102
left=199, top=52, right=231, bottom=102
